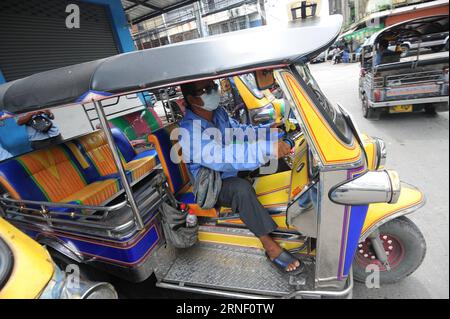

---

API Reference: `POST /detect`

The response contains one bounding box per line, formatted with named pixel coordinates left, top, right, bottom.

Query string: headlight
left=373, top=137, right=387, bottom=170
left=330, top=170, right=401, bottom=205
left=249, top=103, right=275, bottom=124
left=40, top=263, right=118, bottom=299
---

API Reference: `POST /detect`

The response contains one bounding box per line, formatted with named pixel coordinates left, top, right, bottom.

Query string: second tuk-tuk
left=0, top=15, right=427, bottom=298
left=359, top=15, right=449, bottom=119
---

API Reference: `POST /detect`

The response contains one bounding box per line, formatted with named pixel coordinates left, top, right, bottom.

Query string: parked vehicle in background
left=394, top=30, right=449, bottom=57
left=359, top=15, right=449, bottom=119
left=311, top=51, right=326, bottom=63
left=0, top=217, right=117, bottom=299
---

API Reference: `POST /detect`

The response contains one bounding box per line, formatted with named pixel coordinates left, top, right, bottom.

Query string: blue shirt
left=0, top=143, right=12, bottom=161
left=178, top=107, right=277, bottom=181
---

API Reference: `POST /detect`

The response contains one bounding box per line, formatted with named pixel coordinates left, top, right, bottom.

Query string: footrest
left=161, top=242, right=315, bottom=297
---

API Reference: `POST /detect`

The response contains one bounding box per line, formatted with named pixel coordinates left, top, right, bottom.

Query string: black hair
left=180, top=82, right=198, bottom=109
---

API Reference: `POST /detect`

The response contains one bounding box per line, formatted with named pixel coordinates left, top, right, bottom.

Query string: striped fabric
left=17, top=146, right=87, bottom=202
left=77, top=130, right=157, bottom=183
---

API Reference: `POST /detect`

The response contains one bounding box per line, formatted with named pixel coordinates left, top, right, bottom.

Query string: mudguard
left=359, top=182, right=425, bottom=241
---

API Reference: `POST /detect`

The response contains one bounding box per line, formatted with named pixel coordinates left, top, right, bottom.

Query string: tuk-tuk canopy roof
left=363, top=14, right=449, bottom=47
left=0, top=15, right=342, bottom=114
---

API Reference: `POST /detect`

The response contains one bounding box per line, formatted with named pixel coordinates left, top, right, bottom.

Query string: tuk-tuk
left=359, top=15, right=449, bottom=119
left=0, top=217, right=117, bottom=299
left=0, top=15, right=426, bottom=298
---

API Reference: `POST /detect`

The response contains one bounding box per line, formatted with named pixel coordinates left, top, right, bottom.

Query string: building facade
left=133, top=0, right=264, bottom=49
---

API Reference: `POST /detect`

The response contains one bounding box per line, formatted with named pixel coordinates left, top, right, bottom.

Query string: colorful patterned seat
left=74, top=129, right=158, bottom=184
left=0, top=145, right=119, bottom=207
left=149, top=124, right=217, bottom=217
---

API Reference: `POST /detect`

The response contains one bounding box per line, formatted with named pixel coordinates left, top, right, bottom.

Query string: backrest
left=148, top=124, right=190, bottom=194
left=111, top=128, right=136, bottom=163
left=0, top=146, right=88, bottom=202
left=75, top=131, right=120, bottom=177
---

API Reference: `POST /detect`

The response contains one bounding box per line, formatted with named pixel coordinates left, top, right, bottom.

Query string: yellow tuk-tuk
left=0, top=15, right=426, bottom=298
left=0, top=217, right=117, bottom=299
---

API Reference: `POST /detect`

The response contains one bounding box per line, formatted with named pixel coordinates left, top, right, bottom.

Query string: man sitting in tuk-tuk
left=179, top=79, right=304, bottom=274
left=375, top=39, right=399, bottom=65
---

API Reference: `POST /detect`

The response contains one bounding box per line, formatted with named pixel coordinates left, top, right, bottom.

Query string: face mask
left=196, top=90, right=221, bottom=111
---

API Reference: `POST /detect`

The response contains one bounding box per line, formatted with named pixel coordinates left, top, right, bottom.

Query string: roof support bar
left=93, top=100, right=145, bottom=230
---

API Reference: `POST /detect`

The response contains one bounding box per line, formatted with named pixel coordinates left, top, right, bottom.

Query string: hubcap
left=355, top=233, right=405, bottom=271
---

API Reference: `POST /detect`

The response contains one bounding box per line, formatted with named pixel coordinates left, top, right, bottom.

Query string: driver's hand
left=275, top=140, right=292, bottom=158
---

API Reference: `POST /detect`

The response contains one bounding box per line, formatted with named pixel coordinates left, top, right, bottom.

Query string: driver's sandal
left=267, top=249, right=305, bottom=276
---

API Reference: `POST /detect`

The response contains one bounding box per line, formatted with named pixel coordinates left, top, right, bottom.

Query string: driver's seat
left=148, top=124, right=218, bottom=217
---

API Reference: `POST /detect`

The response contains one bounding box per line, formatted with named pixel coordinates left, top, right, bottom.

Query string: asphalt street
left=309, top=61, right=449, bottom=299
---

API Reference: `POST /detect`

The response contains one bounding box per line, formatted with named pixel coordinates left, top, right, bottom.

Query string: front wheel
left=353, top=216, right=426, bottom=285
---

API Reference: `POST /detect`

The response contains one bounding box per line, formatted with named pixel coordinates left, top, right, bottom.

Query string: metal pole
left=93, top=100, right=145, bottom=230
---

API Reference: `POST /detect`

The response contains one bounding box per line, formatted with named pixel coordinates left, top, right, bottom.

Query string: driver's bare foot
left=259, top=235, right=300, bottom=272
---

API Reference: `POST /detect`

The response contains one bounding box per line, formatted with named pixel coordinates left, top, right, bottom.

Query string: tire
left=353, top=216, right=426, bottom=285
left=362, top=94, right=377, bottom=119
left=431, top=45, right=444, bottom=53
left=424, top=106, right=437, bottom=115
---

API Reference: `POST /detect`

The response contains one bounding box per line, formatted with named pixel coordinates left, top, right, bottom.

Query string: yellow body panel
left=281, top=72, right=362, bottom=166
left=361, top=134, right=378, bottom=171
left=288, top=136, right=309, bottom=199
left=0, top=218, right=54, bottom=299
left=198, top=230, right=309, bottom=253
left=362, top=184, right=424, bottom=237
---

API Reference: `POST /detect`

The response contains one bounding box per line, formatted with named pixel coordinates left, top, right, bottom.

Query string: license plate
left=390, top=105, right=413, bottom=113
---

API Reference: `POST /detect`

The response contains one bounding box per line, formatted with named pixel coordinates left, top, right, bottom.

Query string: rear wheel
left=431, top=45, right=445, bottom=53
left=362, top=94, right=378, bottom=119
left=353, top=216, right=426, bottom=285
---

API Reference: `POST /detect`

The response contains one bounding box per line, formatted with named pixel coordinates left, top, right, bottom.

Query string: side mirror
left=254, top=69, right=275, bottom=91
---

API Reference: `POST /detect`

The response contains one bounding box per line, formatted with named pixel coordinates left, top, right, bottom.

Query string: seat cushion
left=124, top=156, right=158, bottom=182
left=16, top=146, right=89, bottom=202
left=61, top=179, right=120, bottom=206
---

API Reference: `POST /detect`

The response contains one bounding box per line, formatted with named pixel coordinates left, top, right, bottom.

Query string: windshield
left=0, top=237, right=13, bottom=290
left=294, top=64, right=353, bottom=144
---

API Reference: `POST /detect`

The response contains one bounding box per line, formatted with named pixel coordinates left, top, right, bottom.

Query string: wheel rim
left=355, top=233, right=405, bottom=271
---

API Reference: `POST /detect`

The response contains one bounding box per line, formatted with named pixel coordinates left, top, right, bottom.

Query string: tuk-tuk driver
left=375, top=39, right=391, bottom=65
left=179, top=79, right=304, bottom=274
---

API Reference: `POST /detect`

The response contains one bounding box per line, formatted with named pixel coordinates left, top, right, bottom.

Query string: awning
left=121, top=0, right=199, bottom=24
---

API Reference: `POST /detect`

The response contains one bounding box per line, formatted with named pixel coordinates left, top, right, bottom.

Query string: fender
left=359, top=182, right=425, bottom=241
left=36, top=233, right=85, bottom=264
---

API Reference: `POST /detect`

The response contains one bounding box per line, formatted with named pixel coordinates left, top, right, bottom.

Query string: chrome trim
left=330, top=170, right=401, bottom=205
left=157, top=271, right=353, bottom=299
left=387, top=170, right=401, bottom=204
left=369, top=96, right=449, bottom=108
left=156, top=281, right=273, bottom=299
left=374, top=137, right=387, bottom=170
left=94, top=100, right=144, bottom=230
left=283, top=270, right=353, bottom=299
